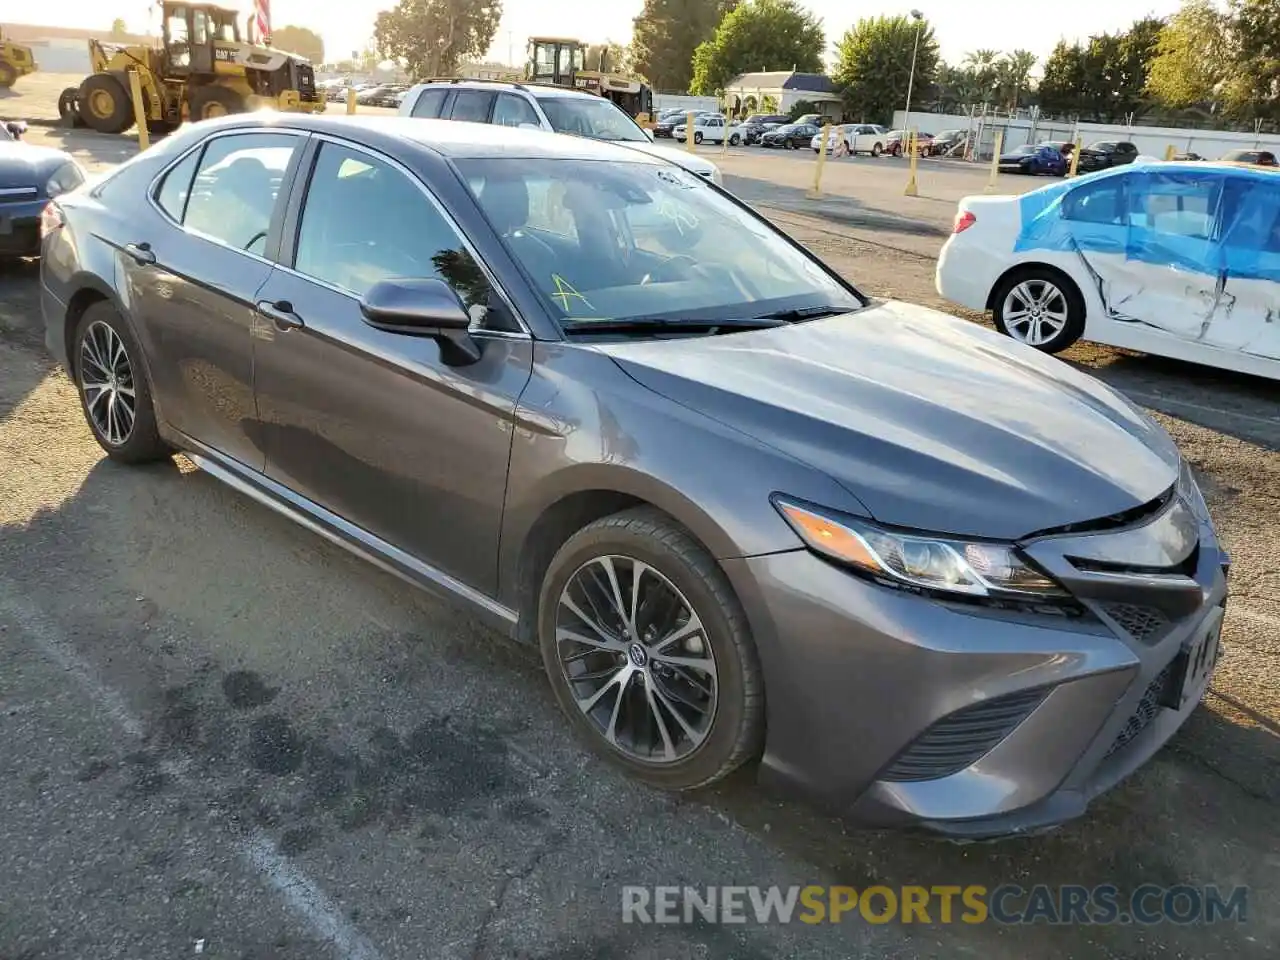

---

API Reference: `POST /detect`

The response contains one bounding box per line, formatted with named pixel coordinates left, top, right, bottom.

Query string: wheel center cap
left=627, top=643, right=648, bottom=668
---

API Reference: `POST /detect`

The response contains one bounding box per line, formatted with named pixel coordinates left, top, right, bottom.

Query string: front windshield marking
left=461, top=158, right=863, bottom=333
left=535, top=97, right=648, bottom=143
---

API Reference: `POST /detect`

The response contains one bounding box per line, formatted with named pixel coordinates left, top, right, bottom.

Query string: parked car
left=1220, top=148, right=1278, bottom=169
left=997, top=143, right=1069, bottom=177
left=41, top=113, right=1227, bottom=837
left=674, top=115, right=742, bottom=145
left=760, top=122, right=820, bottom=149
left=740, top=114, right=790, bottom=146
left=652, top=111, right=685, bottom=138
left=936, top=161, right=1280, bottom=379
left=884, top=130, right=934, bottom=157
left=0, top=127, right=83, bottom=257
left=929, top=129, right=968, bottom=156
left=399, top=79, right=721, bottom=184
left=1075, top=141, right=1139, bottom=172
left=811, top=123, right=889, bottom=156
left=793, top=113, right=822, bottom=126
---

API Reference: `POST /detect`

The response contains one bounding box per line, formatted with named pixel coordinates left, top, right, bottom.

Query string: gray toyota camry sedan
left=40, top=115, right=1227, bottom=837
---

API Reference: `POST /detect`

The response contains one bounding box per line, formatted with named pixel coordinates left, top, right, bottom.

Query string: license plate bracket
left=1159, top=607, right=1223, bottom=710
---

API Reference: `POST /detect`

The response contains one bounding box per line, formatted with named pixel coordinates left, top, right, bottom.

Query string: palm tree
left=998, top=50, right=1037, bottom=111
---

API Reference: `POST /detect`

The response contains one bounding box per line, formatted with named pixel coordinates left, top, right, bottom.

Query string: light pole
left=903, top=9, right=924, bottom=130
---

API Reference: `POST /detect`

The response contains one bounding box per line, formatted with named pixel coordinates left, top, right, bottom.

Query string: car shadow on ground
left=2, top=447, right=1276, bottom=959
left=723, top=175, right=951, bottom=239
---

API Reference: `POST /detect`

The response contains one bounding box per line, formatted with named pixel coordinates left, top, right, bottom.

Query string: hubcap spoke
left=79, top=321, right=136, bottom=447
left=1005, top=280, right=1065, bottom=345
left=556, top=555, right=718, bottom=765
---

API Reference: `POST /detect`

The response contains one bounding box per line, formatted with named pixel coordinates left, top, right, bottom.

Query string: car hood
left=621, top=140, right=718, bottom=177
left=1000, top=153, right=1035, bottom=162
left=0, top=142, right=69, bottom=190
left=598, top=301, right=1180, bottom=540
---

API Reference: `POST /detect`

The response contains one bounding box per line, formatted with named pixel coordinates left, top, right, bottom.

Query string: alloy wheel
left=555, top=555, right=718, bottom=764
left=1002, top=279, right=1070, bottom=346
left=79, top=320, right=136, bottom=446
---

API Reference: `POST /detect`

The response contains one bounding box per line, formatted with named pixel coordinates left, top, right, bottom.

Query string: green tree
left=109, top=18, right=128, bottom=39
left=787, top=98, right=818, bottom=120
left=271, top=25, right=325, bottom=63
left=1146, top=0, right=1233, bottom=109
left=996, top=50, right=1037, bottom=111
left=1037, top=40, right=1087, bottom=118
left=690, top=0, right=824, bottom=95
left=962, top=48, right=1000, bottom=102
left=632, top=0, right=737, bottom=92
left=374, top=0, right=502, bottom=79
left=931, top=63, right=984, bottom=112
left=833, top=14, right=939, bottom=125
left=1229, top=0, right=1280, bottom=122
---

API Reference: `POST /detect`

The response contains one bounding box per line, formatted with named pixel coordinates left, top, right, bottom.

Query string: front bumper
left=722, top=498, right=1227, bottom=837
left=0, top=197, right=46, bottom=257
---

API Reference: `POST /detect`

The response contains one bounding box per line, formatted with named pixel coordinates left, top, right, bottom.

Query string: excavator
left=525, top=37, right=653, bottom=120
left=58, top=0, right=323, bottom=135
left=0, top=28, right=38, bottom=89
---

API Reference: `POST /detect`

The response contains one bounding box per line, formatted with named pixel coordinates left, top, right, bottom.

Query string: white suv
left=673, top=114, right=744, bottom=145
left=398, top=80, right=723, bottom=185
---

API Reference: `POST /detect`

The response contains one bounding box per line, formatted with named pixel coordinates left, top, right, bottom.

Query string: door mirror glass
left=359, top=278, right=482, bottom=365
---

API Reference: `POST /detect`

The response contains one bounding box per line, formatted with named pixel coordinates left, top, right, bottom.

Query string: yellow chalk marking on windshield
left=550, top=274, right=593, bottom=311
left=655, top=197, right=700, bottom=236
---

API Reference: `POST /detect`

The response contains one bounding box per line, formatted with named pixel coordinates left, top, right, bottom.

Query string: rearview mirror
left=359, top=277, right=482, bottom=366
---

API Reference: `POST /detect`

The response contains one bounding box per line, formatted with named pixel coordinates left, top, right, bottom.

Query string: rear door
left=409, top=86, right=450, bottom=119
left=122, top=129, right=307, bottom=469
left=448, top=89, right=497, bottom=124
left=1212, top=172, right=1280, bottom=359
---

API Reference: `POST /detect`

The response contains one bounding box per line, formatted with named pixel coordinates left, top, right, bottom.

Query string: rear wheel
left=58, top=87, right=83, bottom=126
left=871, top=142, right=883, bottom=156
left=78, top=73, right=134, bottom=134
left=729, top=133, right=740, bottom=146
left=693, top=131, right=704, bottom=144
left=73, top=302, right=172, bottom=462
left=0, top=62, right=16, bottom=89
left=189, top=85, right=245, bottom=122
left=538, top=508, right=765, bottom=791
left=992, top=267, right=1085, bottom=354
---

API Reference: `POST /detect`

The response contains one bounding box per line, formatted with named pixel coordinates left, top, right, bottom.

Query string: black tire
left=538, top=507, right=765, bottom=791
left=77, top=73, right=134, bottom=134
left=991, top=266, right=1086, bottom=354
left=871, top=142, right=883, bottom=156
left=729, top=133, right=740, bottom=146
left=693, top=131, right=704, bottom=144
left=73, top=302, right=172, bottom=463
left=189, top=85, right=245, bottom=122
left=0, top=62, right=16, bottom=89
left=57, top=86, right=84, bottom=126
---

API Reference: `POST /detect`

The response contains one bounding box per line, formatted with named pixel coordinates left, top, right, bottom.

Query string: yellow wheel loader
left=59, top=0, right=323, bottom=135
left=525, top=37, right=653, bottom=120
left=0, top=28, right=38, bottom=88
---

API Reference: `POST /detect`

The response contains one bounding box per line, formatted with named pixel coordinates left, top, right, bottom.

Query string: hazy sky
left=10, top=0, right=1182, bottom=69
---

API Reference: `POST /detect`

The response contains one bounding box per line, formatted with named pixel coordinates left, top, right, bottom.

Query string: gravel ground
left=0, top=128, right=1276, bottom=960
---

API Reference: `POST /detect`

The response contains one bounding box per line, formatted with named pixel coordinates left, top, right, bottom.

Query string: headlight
left=773, top=497, right=1066, bottom=598
left=46, top=162, right=85, bottom=198
left=1177, top=459, right=1211, bottom=524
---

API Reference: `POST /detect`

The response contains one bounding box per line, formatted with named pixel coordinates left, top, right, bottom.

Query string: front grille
left=880, top=687, right=1048, bottom=782
left=1101, top=602, right=1172, bottom=644
left=1105, top=661, right=1175, bottom=758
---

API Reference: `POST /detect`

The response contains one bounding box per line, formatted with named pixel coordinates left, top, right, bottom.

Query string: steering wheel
left=645, top=254, right=700, bottom=284
left=506, top=229, right=559, bottom=267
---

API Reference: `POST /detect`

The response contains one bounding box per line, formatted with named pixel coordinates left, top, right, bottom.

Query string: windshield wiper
left=561, top=317, right=785, bottom=335
left=754, top=305, right=856, bottom=322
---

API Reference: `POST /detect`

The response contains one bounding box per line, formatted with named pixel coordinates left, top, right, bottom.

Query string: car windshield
left=1012, top=145, right=1037, bottom=155
left=535, top=96, right=648, bottom=142
left=460, top=158, right=863, bottom=331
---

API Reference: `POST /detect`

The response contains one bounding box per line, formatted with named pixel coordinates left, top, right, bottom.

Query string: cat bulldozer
left=525, top=37, right=653, bottom=120
left=59, top=0, right=323, bottom=135
left=0, top=28, right=38, bottom=88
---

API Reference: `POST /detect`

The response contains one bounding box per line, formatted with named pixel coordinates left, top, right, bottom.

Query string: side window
left=183, top=133, right=299, bottom=255
left=1130, top=178, right=1220, bottom=240
left=154, top=149, right=200, bottom=222
left=293, top=143, right=511, bottom=330
left=1063, top=179, right=1126, bottom=226
left=411, top=87, right=448, bottom=118
left=1219, top=178, right=1280, bottom=254
left=492, top=93, right=540, bottom=128
left=449, top=90, right=495, bottom=123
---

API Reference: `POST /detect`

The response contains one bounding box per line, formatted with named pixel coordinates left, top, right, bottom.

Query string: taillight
left=953, top=210, right=976, bottom=234
left=40, top=201, right=65, bottom=240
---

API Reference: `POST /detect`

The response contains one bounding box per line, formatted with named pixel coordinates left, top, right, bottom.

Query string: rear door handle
left=256, top=299, right=305, bottom=331
left=124, top=241, right=156, bottom=266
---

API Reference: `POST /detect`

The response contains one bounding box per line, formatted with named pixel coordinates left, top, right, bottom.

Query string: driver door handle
left=256, top=299, right=305, bottom=331
left=124, top=241, right=156, bottom=266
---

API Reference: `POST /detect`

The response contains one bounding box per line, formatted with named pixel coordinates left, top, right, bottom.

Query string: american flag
left=252, top=0, right=271, bottom=44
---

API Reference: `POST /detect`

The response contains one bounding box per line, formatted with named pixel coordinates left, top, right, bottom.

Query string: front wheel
left=992, top=268, right=1085, bottom=354
left=729, top=133, right=740, bottom=146
left=694, top=131, right=704, bottom=144
left=871, top=142, right=883, bottom=156
left=538, top=507, right=765, bottom=791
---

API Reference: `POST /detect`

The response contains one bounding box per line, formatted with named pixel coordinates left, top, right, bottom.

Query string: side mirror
left=359, top=277, right=482, bottom=366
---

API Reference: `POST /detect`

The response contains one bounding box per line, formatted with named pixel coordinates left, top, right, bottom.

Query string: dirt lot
left=0, top=128, right=1277, bottom=960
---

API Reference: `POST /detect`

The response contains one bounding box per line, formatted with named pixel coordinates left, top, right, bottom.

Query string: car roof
left=186, top=113, right=667, bottom=165
left=409, top=79, right=602, bottom=102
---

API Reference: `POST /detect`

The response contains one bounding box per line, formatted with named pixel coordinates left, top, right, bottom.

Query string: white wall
left=654, top=94, right=720, bottom=114
left=892, top=109, right=1280, bottom=161
left=24, top=39, right=91, bottom=75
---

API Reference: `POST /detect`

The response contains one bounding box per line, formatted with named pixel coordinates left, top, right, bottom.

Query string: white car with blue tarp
left=936, top=162, right=1280, bottom=379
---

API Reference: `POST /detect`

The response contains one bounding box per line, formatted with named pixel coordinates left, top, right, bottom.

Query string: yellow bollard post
left=347, top=87, right=358, bottom=115
left=809, top=122, right=831, bottom=198
left=722, top=112, right=731, bottom=155
left=128, top=68, right=149, bottom=151
left=1067, top=138, right=1082, bottom=177
left=686, top=111, right=696, bottom=153
left=1164, top=144, right=1176, bottom=161
left=904, top=129, right=919, bottom=196
left=984, top=131, right=1003, bottom=193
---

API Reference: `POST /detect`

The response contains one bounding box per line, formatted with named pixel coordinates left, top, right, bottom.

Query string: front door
left=189, top=7, right=215, bottom=74
left=251, top=139, right=534, bottom=594
left=121, top=129, right=306, bottom=470
left=1212, top=174, right=1280, bottom=359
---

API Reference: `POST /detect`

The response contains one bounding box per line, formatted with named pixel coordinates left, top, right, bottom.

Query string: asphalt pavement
left=0, top=124, right=1278, bottom=960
